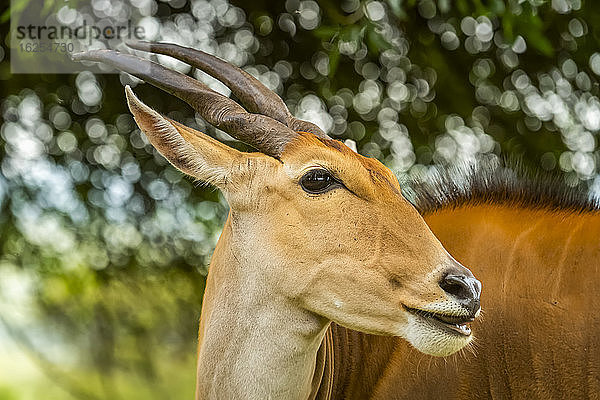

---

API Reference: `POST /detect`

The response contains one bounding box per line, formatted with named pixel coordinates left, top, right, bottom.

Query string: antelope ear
left=125, top=86, right=245, bottom=188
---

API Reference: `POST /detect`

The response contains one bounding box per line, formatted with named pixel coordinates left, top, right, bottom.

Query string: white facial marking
left=400, top=313, right=472, bottom=357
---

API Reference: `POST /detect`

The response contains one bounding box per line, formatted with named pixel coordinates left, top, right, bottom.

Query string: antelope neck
left=195, top=216, right=330, bottom=400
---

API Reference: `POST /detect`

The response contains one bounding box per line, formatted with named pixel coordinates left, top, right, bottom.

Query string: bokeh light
left=2, top=0, right=600, bottom=398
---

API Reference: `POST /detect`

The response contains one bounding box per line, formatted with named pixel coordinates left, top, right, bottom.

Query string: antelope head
left=73, top=43, right=481, bottom=357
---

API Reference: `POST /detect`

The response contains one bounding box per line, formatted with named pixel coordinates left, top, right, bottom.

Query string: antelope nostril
left=440, top=275, right=470, bottom=299
left=439, top=274, right=481, bottom=314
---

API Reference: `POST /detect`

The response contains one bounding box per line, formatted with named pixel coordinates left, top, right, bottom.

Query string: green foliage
left=1, top=0, right=600, bottom=398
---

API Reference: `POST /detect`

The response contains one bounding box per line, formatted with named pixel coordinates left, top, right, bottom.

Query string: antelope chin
left=400, top=307, right=474, bottom=357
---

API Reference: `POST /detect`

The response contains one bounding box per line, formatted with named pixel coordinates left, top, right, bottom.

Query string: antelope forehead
left=354, top=156, right=401, bottom=192
left=280, top=134, right=401, bottom=195
left=281, top=150, right=367, bottom=182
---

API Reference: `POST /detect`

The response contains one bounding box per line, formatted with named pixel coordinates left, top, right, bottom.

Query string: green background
left=0, top=0, right=598, bottom=398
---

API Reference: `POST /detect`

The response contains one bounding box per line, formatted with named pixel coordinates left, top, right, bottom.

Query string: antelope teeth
left=455, top=323, right=471, bottom=335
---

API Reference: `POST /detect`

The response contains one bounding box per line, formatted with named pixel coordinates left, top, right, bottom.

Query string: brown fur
left=314, top=205, right=600, bottom=399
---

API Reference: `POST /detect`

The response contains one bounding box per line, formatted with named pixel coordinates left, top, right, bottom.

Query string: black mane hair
left=403, top=156, right=600, bottom=215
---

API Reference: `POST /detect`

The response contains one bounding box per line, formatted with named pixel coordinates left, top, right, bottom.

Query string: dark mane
left=402, top=156, right=600, bottom=215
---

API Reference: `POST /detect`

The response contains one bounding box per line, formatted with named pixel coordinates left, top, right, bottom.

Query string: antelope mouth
left=404, top=306, right=473, bottom=336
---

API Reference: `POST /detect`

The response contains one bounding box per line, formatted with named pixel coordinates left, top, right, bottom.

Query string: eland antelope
left=74, top=43, right=481, bottom=399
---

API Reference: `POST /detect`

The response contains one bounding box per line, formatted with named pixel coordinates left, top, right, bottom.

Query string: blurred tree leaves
left=2, top=0, right=600, bottom=398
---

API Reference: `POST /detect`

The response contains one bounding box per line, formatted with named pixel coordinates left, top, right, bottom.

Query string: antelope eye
left=300, top=169, right=339, bottom=194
